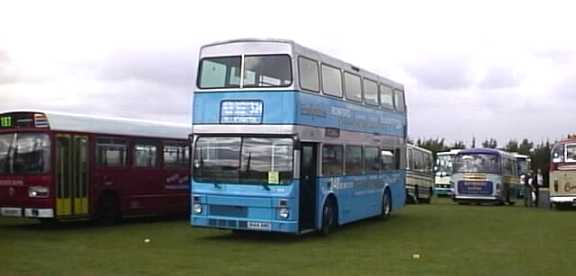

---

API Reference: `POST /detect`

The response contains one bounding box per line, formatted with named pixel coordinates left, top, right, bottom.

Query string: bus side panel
left=386, top=170, right=406, bottom=211
left=296, top=92, right=405, bottom=136
left=316, top=171, right=405, bottom=228
left=193, top=91, right=297, bottom=125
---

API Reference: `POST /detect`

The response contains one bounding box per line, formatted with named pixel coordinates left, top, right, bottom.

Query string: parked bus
left=0, top=110, right=190, bottom=223
left=406, top=144, right=434, bottom=203
left=452, top=148, right=519, bottom=205
left=513, top=153, right=532, bottom=198
left=550, top=136, right=576, bottom=209
left=190, top=39, right=407, bottom=234
left=434, top=149, right=461, bottom=196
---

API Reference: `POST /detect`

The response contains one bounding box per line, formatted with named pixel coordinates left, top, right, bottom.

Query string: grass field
left=1, top=199, right=574, bottom=276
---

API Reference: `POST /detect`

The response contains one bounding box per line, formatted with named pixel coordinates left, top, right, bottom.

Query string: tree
left=451, top=141, right=466, bottom=149
left=482, top=138, right=498, bottom=149
left=518, top=139, right=534, bottom=155
left=505, top=140, right=519, bottom=153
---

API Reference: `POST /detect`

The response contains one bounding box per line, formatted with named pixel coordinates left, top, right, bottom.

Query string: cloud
left=0, top=50, right=18, bottom=84
left=98, top=48, right=198, bottom=87
left=478, top=66, right=520, bottom=89
left=404, top=56, right=473, bottom=90
left=533, top=48, right=576, bottom=65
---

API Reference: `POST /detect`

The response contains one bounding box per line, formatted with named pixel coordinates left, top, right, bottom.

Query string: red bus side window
left=96, top=138, right=128, bottom=167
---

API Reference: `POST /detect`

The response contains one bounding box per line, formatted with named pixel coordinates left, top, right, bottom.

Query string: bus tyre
left=320, top=199, right=337, bottom=236
left=96, top=194, right=120, bottom=225
left=380, top=189, right=392, bottom=220
left=423, top=187, right=433, bottom=204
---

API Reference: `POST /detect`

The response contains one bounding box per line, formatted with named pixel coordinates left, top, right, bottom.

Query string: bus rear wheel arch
left=381, top=188, right=392, bottom=219
left=320, top=196, right=338, bottom=235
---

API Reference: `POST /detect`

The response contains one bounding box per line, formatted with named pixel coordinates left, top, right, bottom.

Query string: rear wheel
left=320, top=199, right=337, bottom=235
left=380, top=189, right=392, bottom=220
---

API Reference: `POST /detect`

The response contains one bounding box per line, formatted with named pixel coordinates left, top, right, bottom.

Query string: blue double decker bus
left=190, top=39, right=407, bottom=234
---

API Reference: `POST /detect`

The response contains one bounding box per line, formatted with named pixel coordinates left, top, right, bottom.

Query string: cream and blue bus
left=406, top=144, right=434, bottom=203
left=434, top=149, right=461, bottom=196
left=452, top=148, right=519, bottom=205
left=190, top=39, right=407, bottom=234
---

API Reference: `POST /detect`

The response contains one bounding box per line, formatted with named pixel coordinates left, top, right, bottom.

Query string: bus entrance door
left=55, top=134, right=89, bottom=217
left=299, top=143, right=317, bottom=231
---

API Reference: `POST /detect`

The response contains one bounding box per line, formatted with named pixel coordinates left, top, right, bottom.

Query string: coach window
left=96, top=138, right=127, bottom=167
left=198, top=56, right=241, bottom=89
left=321, top=64, right=343, bottom=97
left=363, top=79, right=379, bottom=106
left=344, top=72, right=362, bottom=102
left=394, top=89, right=406, bottom=112
left=298, top=56, right=320, bottom=92
left=364, top=146, right=381, bottom=173
left=379, top=85, right=395, bottom=110
left=134, top=143, right=158, bottom=168
left=243, top=55, right=292, bottom=88
left=380, top=150, right=396, bottom=171
left=322, top=144, right=343, bottom=176
left=163, top=143, right=189, bottom=168
left=345, top=145, right=363, bottom=175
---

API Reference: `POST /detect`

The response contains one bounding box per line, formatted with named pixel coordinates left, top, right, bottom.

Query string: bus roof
left=437, top=149, right=462, bottom=156
left=458, top=148, right=515, bottom=158
left=0, top=110, right=191, bottom=140
left=199, top=38, right=404, bottom=90
left=407, top=144, right=432, bottom=154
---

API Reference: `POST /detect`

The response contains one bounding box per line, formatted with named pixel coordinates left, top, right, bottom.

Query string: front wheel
left=320, top=199, right=337, bottom=235
left=380, top=189, right=392, bottom=220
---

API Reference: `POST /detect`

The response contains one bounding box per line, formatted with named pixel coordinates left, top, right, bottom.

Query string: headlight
left=192, top=204, right=202, bottom=214
left=279, top=208, right=290, bottom=219
left=28, top=186, right=49, bottom=198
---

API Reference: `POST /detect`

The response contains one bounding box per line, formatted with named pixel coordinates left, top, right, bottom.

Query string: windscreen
left=453, top=153, right=500, bottom=174
left=193, top=136, right=293, bottom=184
left=551, top=143, right=565, bottom=163
left=0, top=133, right=50, bottom=174
left=197, top=55, right=292, bottom=89
left=436, top=155, right=455, bottom=176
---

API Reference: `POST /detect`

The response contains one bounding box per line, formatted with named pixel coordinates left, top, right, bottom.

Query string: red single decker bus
left=0, top=110, right=190, bottom=223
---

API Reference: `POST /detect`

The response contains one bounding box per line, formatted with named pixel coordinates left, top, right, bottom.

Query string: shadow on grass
left=197, top=215, right=405, bottom=243
left=0, top=215, right=188, bottom=232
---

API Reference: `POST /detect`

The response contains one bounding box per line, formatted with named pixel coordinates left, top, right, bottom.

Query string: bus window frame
left=242, top=54, right=294, bottom=89
left=162, top=141, right=190, bottom=169
left=192, top=134, right=296, bottom=185
left=379, top=84, right=396, bottom=111
left=196, top=55, right=242, bottom=90
left=133, top=140, right=161, bottom=169
left=320, top=63, right=344, bottom=98
left=297, top=56, right=321, bottom=93
left=95, top=136, right=129, bottom=168
left=394, top=89, right=406, bottom=112
left=363, top=78, right=379, bottom=106
left=343, top=71, right=363, bottom=103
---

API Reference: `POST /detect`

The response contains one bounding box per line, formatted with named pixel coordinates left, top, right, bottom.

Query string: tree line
left=411, top=137, right=552, bottom=186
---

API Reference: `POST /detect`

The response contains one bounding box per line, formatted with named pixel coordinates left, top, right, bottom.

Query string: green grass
left=1, top=199, right=575, bottom=276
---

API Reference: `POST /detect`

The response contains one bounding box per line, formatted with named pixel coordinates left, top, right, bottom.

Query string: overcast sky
left=1, top=0, right=575, bottom=146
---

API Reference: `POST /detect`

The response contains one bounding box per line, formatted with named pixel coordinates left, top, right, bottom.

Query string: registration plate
left=1, top=207, right=22, bottom=217
left=247, top=221, right=272, bottom=231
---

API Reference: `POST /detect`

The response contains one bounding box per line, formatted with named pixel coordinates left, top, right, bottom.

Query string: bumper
left=434, top=188, right=453, bottom=196
left=453, top=195, right=499, bottom=201
left=550, top=196, right=576, bottom=204
left=0, top=207, right=54, bottom=218
left=191, top=216, right=299, bottom=233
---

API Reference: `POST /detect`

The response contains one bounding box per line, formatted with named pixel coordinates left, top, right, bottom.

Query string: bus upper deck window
left=243, top=55, right=292, bottom=88
left=198, top=56, right=241, bottom=89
